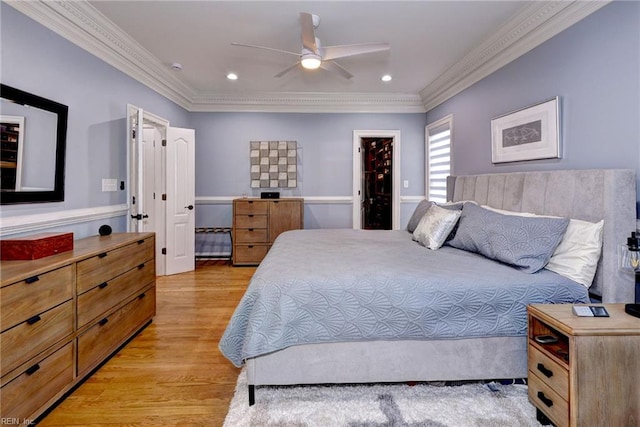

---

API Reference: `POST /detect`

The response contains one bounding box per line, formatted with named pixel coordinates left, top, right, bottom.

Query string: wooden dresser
left=232, top=198, right=303, bottom=265
left=0, top=232, right=156, bottom=423
left=527, top=304, right=640, bottom=427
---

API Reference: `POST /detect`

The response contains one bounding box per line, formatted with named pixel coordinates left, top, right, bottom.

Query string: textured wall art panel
left=250, top=141, right=297, bottom=188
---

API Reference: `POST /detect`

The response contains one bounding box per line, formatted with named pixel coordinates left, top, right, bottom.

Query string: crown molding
left=190, top=91, right=426, bottom=113
left=6, top=0, right=609, bottom=113
left=5, top=0, right=194, bottom=110
left=420, top=0, right=611, bottom=111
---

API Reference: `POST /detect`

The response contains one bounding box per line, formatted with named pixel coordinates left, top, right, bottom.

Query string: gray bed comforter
left=220, top=229, right=589, bottom=367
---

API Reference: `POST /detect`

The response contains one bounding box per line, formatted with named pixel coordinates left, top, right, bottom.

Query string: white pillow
left=545, top=219, right=604, bottom=287
left=412, top=205, right=462, bottom=250
left=481, top=205, right=604, bottom=287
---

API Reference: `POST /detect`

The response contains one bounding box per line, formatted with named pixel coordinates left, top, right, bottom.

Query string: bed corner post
left=248, top=384, right=255, bottom=406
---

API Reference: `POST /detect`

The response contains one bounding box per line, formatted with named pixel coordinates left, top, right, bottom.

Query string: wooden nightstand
left=527, top=304, right=640, bottom=427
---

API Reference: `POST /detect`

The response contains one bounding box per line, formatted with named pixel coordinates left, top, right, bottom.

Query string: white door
left=127, top=105, right=144, bottom=232
left=140, top=126, right=159, bottom=233
left=165, top=127, right=195, bottom=275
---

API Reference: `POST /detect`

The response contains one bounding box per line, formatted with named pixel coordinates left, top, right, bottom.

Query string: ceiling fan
left=231, top=12, right=390, bottom=79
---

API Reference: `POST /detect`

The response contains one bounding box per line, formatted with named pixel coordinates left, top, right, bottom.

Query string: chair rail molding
left=0, top=204, right=128, bottom=237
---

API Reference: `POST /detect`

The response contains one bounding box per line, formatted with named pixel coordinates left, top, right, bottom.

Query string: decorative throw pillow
left=447, top=203, right=570, bottom=273
left=412, top=205, right=462, bottom=250
left=481, top=205, right=604, bottom=287
left=406, top=200, right=434, bottom=233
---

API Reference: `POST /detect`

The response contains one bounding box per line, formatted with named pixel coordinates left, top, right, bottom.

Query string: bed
left=219, top=169, right=637, bottom=404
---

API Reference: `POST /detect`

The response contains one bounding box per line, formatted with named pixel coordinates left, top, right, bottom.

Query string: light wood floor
left=39, top=261, right=254, bottom=427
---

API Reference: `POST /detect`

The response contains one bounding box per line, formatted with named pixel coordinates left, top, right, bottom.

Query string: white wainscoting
left=0, top=204, right=128, bottom=237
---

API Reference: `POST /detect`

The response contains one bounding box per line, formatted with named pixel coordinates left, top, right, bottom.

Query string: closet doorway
left=127, top=105, right=196, bottom=276
left=352, top=130, right=401, bottom=230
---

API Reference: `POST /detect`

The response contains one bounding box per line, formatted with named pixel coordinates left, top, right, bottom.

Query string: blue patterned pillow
left=447, top=203, right=570, bottom=273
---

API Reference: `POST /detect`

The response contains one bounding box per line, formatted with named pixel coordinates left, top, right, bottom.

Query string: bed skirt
left=246, top=336, right=527, bottom=386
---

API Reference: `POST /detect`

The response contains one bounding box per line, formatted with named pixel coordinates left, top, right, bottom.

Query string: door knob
left=186, top=205, right=194, bottom=210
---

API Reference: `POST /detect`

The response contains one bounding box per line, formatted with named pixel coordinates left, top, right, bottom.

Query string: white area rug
left=223, top=369, right=542, bottom=426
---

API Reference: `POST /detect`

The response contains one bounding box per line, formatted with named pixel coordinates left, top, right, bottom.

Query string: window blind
left=426, top=116, right=452, bottom=203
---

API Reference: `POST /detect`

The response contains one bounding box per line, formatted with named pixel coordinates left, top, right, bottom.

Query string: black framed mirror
left=1, top=84, right=67, bottom=204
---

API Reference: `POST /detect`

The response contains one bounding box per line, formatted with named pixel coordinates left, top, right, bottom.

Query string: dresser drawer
left=234, top=245, right=269, bottom=264
left=235, top=228, right=268, bottom=243
left=1, top=265, right=73, bottom=332
left=77, top=259, right=155, bottom=328
left=1, top=300, right=74, bottom=376
left=77, top=237, right=154, bottom=293
left=528, top=373, right=569, bottom=427
left=77, top=285, right=155, bottom=375
left=235, top=200, right=268, bottom=215
left=0, top=342, right=73, bottom=422
left=528, top=345, right=569, bottom=399
left=235, top=214, right=268, bottom=229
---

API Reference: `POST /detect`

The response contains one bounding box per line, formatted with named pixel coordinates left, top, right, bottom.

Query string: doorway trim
left=352, top=130, right=401, bottom=230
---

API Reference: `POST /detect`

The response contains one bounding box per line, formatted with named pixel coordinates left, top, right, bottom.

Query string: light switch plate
left=102, top=178, right=118, bottom=192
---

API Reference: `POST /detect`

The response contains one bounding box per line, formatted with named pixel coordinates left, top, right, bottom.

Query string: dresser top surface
left=0, top=232, right=154, bottom=286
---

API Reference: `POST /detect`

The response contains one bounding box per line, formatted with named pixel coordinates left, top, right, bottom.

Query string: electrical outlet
left=403, top=180, right=409, bottom=188
left=102, top=178, right=117, bottom=192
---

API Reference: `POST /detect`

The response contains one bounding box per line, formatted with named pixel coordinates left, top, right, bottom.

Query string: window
left=425, top=115, right=453, bottom=203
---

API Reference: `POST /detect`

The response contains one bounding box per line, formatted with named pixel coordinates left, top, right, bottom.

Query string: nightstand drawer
left=235, top=201, right=268, bottom=215
left=235, top=215, right=268, bottom=229
left=1, top=300, right=74, bottom=376
left=528, top=346, right=568, bottom=399
left=0, top=342, right=73, bottom=422
left=1, top=265, right=73, bottom=332
left=234, top=245, right=269, bottom=264
left=528, top=374, right=568, bottom=427
left=235, top=228, right=268, bottom=243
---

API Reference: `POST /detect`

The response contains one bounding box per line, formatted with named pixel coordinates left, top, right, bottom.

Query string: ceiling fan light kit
left=231, top=12, right=389, bottom=79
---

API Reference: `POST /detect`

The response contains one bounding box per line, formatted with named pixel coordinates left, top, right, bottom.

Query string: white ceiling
left=9, top=1, right=609, bottom=112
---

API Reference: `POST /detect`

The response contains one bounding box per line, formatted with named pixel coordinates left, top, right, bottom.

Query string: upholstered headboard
left=446, top=169, right=636, bottom=303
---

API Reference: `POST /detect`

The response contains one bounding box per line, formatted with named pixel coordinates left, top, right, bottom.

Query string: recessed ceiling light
left=227, top=73, right=238, bottom=80
left=171, top=62, right=183, bottom=71
left=381, top=74, right=392, bottom=82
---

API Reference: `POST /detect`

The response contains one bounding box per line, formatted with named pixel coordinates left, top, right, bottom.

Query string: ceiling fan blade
left=320, top=60, right=353, bottom=79
left=274, top=62, right=300, bottom=78
left=300, top=12, right=317, bottom=53
left=231, top=42, right=300, bottom=57
left=320, top=43, right=390, bottom=61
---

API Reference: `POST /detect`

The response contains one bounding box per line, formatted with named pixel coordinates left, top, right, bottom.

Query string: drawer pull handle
left=248, top=214, right=254, bottom=217
left=248, top=245, right=254, bottom=248
left=537, top=391, right=554, bottom=408
left=25, top=275, right=40, bottom=284
left=138, top=264, right=145, bottom=269
left=138, top=293, right=146, bottom=299
left=98, top=252, right=108, bottom=258
left=99, top=282, right=109, bottom=289
left=99, top=318, right=109, bottom=326
left=248, top=201, right=254, bottom=204
left=537, top=363, right=554, bottom=378
left=27, top=315, right=41, bottom=325
left=25, top=364, right=40, bottom=376
left=248, top=228, right=254, bottom=231
left=137, top=239, right=145, bottom=244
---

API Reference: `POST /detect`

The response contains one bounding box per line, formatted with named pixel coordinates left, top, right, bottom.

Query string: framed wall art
left=491, top=97, right=560, bottom=163
left=250, top=140, right=297, bottom=188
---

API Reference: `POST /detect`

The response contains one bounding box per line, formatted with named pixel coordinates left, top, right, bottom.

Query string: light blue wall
left=190, top=112, right=427, bottom=230
left=0, top=4, right=190, bottom=237
left=426, top=1, right=640, bottom=215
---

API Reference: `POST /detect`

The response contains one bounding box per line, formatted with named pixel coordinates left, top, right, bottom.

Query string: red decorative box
left=1, top=232, right=74, bottom=260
